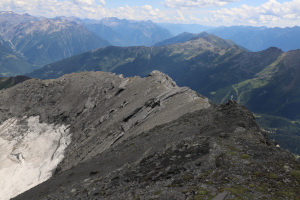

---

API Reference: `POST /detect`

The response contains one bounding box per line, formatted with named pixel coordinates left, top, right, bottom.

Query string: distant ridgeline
left=208, top=26, right=300, bottom=52
left=0, top=11, right=173, bottom=76
left=27, top=33, right=300, bottom=155
left=1, top=11, right=300, bottom=76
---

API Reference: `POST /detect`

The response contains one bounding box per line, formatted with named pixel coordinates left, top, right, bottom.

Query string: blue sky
left=1, top=0, right=299, bottom=27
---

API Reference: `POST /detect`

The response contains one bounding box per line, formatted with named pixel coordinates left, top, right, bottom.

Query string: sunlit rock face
left=0, top=116, right=71, bottom=200
left=0, top=71, right=210, bottom=199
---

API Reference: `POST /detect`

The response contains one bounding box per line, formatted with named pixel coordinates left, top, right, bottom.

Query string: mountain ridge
left=2, top=71, right=298, bottom=200
left=27, top=33, right=243, bottom=79
left=25, top=35, right=300, bottom=155
left=0, top=70, right=211, bottom=199
left=1, top=18, right=110, bottom=66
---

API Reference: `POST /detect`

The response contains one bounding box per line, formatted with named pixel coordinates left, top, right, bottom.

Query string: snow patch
left=0, top=116, right=71, bottom=200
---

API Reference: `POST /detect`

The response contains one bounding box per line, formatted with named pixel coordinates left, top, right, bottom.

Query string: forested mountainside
left=0, top=12, right=174, bottom=75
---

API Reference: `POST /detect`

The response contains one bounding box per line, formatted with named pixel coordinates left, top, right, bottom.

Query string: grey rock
left=1, top=71, right=298, bottom=200
left=212, top=191, right=229, bottom=200
left=0, top=71, right=210, bottom=172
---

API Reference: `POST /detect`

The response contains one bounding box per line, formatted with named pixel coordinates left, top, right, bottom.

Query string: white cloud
left=0, top=0, right=170, bottom=22
left=164, top=0, right=239, bottom=8
left=72, top=0, right=106, bottom=6
left=176, top=9, right=186, bottom=21
left=210, top=0, right=300, bottom=27
left=1, top=0, right=299, bottom=27
left=110, top=5, right=169, bottom=21
left=142, top=5, right=153, bottom=11
left=71, top=0, right=96, bottom=6
left=0, top=0, right=108, bottom=19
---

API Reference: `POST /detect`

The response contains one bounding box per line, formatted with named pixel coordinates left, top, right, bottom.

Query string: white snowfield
left=0, top=116, right=71, bottom=200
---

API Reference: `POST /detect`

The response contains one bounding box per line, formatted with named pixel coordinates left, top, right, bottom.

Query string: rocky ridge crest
left=0, top=71, right=210, bottom=172
left=0, top=71, right=298, bottom=199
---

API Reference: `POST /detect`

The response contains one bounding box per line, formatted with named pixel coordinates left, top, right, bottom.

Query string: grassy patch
left=240, top=154, right=250, bottom=159
left=268, top=173, right=278, bottom=179
left=154, top=190, right=162, bottom=195
left=182, top=173, right=194, bottom=182
left=197, top=170, right=212, bottom=180
left=194, top=189, right=212, bottom=200
left=223, top=185, right=255, bottom=199
left=291, top=170, right=300, bottom=181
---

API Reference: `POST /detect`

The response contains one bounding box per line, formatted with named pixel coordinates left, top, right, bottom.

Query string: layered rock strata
left=0, top=71, right=210, bottom=199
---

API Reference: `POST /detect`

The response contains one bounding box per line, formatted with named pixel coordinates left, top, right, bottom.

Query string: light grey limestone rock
left=0, top=71, right=210, bottom=172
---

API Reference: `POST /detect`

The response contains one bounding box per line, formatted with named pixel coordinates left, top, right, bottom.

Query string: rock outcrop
left=13, top=100, right=300, bottom=200
left=0, top=71, right=210, bottom=199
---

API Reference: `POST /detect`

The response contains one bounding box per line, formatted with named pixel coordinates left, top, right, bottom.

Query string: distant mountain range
left=158, top=23, right=211, bottom=35
left=27, top=33, right=242, bottom=80
left=208, top=26, right=300, bottom=52
left=1, top=11, right=300, bottom=76
left=0, top=11, right=110, bottom=69
left=154, top=32, right=210, bottom=46
left=27, top=33, right=300, bottom=154
left=0, top=12, right=174, bottom=75
left=0, top=36, right=34, bottom=76
left=0, top=11, right=39, bottom=25
left=154, top=32, right=249, bottom=51
left=157, top=24, right=300, bottom=52
left=85, top=17, right=173, bottom=46
left=5, top=19, right=110, bottom=66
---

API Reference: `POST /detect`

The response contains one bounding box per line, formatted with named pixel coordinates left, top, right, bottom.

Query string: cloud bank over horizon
left=0, top=0, right=299, bottom=27
left=164, top=0, right=239, bottom=8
